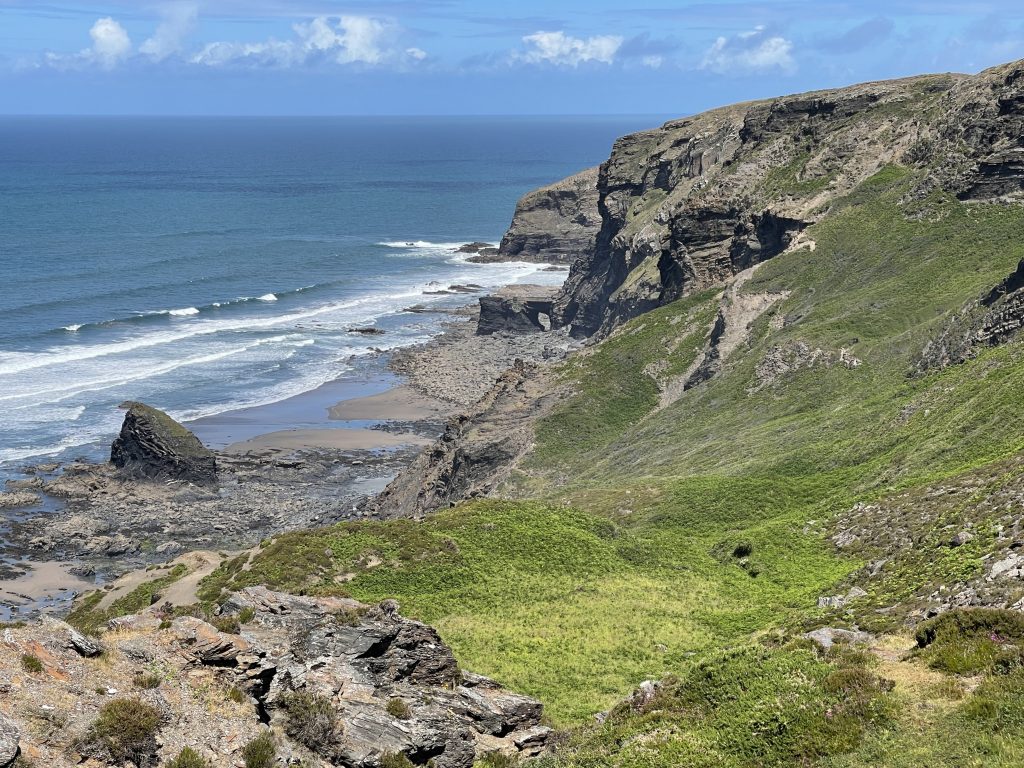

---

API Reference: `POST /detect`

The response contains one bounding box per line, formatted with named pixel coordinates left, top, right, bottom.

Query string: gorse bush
left=281, top=691, right=340, bottom=750
left=477, top=753, right=520, bottom=767
left=380, top=753, right=415, bottom=768
left=86, top=698, right=162, bottom=766
left=386, top=697, right=411, bottom=720
left=164, top=746, right=210, bottom=768
left=134, top=671, right=163, bottom=690
left=241, top=731, right=275, bottom=768
left=227, top=686, right=247, bottom=704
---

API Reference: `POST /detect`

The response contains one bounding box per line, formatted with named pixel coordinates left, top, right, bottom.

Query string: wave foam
left=378, top=240, right=473, bottom=250
left=169, top=307, right=200, bottom=317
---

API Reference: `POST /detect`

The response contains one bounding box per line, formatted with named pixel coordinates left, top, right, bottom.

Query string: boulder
left=803, top=627, right=874, bottom=650
left=110, top=401, right=217, bottom=485
left=39, top=616, right=104, bottom=658
left=0, top=712, right=18, bottom=767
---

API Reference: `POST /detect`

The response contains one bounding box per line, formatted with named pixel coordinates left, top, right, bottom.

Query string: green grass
left=68, top=563, right=189, bottom=635
left=198, top=499, right=852, bottom=723
left=827, top=667, right=1024, bottom=768
left=536, top=641, right=893, bottom=768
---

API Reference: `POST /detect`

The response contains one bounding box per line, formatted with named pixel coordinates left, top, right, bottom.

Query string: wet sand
left=0, top=560, right=94, bottom=621
left=224, top=427, right=432, bottom=454
left=329, top=385, right=455, bottom=421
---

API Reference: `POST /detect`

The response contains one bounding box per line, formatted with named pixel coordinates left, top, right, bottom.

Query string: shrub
left=241, top=731, right=276, bottom=768
left=134, top=672, right=162, bottom=690
left=386, top=697, right=412, bottom=720
left=211, top=614, right=241, bottom=635
left=334, top=606, right=368, bottom=627
left=86, top=698, right=162, bottom=765
left=281, top=691, right=339, bottom=750
left=164, top=746, right=210, bottom=768
left=238, top=606, right=256, bottom=624
left=477, top=753, right=520, bottom=767
left=20, top=653, right=43, bottom=673
left=915, top=608, right=1024, bottom=674
left=227, top=686, right=247, bottom=704
left=380, top=753, right=415, bottom=768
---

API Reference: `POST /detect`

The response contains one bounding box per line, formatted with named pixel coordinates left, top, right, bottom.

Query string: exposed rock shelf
left=0, top=587, right=549, bottom=767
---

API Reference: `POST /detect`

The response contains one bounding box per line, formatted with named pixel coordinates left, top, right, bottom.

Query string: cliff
left=550, top=60, right=1024, bottom=337
left=493, top=167, right=601, bottom=264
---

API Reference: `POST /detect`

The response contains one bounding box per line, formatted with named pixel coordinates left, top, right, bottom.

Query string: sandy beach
left=224, top=426, right=432, bottom=454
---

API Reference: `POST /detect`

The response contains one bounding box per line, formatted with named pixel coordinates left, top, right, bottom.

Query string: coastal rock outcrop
left=491, top=167, right=601, bottom=265
left=370, top=360, right=565, bottom=517
left=545, top=60, right=1024, bottom=338
left=917, top=255, right=1024, bottom=372
left=0, top=586, right=549, bottom=767
left=110, top=401, right=217, bottom=485
left=476, top=284, right=556, bottom=336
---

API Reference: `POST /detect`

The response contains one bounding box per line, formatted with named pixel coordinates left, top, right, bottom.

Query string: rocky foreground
left=0, top=587, right=548, bottom=767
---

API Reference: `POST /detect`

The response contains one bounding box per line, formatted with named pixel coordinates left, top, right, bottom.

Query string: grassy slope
left=87, top=166, right=1024, bottom=761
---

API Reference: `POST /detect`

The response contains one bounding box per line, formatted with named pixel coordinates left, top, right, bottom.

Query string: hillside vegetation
left=73, top=59, right=1024, bottom=765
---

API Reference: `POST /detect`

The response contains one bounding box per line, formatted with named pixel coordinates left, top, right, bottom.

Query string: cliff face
left=551, top=60, right=1024, bottom=337
left=496, top=167, right=601, bottom=264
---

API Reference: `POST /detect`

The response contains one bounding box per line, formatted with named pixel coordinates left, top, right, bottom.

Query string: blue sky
left=1, top=1, right=1023, bottom=115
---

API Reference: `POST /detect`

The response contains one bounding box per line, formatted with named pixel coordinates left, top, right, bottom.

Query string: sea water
left=0, top=115, right=662, bottom=466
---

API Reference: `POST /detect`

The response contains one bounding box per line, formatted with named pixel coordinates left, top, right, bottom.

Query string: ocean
left=0, top=115, right=661, bottom=468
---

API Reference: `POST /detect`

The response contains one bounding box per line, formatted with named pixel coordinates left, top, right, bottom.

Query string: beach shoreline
left=0, top=269, right=573, bottom=620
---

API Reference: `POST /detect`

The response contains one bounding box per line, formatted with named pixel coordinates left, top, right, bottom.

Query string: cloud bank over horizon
left=1, top=0, right=1023, bottom=114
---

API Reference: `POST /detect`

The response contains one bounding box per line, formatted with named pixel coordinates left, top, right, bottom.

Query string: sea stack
left=110, top=401, right=217, bottom=485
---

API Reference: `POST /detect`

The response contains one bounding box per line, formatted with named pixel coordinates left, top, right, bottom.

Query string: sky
left=1, top=1, right=1023, bottom=115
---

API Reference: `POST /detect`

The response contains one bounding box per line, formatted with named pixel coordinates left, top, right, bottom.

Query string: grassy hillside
left=78, top=165, right=1024, bottom=761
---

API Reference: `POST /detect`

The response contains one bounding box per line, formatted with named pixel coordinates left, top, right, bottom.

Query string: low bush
left=210, top=614, right=241, bottom=635
left=164, top=746, right=210, bottom=768
left=477, top=753, right=520, bottom=767
left=85, top=698, right=162, bottom=765
left=241, top=731, right=276, bottom=768
left=281, top=691, right=340, bottom=750
left=915, top=608, right=1024, bottom=674
left=386, top=697, right=411, bottom=720
left=134, top=672, right=163, bottom=690
left=227, top=686, right=247, bottom=704
left=20, top=653, right=43, bottom=673
left=380, top=753, right=415, bottom=768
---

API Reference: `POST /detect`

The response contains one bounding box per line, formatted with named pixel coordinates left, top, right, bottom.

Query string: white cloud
left=519, top=30, right=623, bottom=67
left=642, top=55, right=664, bottom=69
left=140, top=3, right=198, bottom=61
left=191, top=15, right=423, bottom=68
left=701, top=26, right=795, bottom=75
left=89, top=17, right=133, bottom=69
left=41, top=16, right=133, bottom=70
